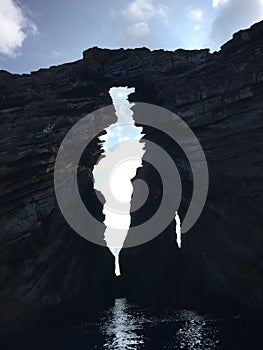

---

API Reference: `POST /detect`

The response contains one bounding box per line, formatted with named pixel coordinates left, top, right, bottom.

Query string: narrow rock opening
left=93, top=87, right=145, bottom=276
left=175, top=211, right=182, bottom=248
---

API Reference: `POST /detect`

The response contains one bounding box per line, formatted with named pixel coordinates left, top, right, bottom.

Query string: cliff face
left=0, top=64, right=116, bottom=330
left=0, top=19, right=263, bottom=330
left=120, top=21, right=263, bottom=315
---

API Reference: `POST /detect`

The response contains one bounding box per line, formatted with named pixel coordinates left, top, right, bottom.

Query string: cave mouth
left=93, top=86, right=145, bottom=276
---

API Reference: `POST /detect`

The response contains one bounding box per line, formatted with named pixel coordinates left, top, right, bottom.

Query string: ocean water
left=4, top=298, right=262, bottom=350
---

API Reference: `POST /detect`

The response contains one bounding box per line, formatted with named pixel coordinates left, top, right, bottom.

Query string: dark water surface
left=3, top=298, right=262, bottom=349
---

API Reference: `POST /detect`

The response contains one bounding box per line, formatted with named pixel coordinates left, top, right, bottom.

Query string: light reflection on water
left=100, top=298, right=218, bottom=350
left=102, top=299, right=144, bottom=349
left=175, top=311, right=218, bottom=350
left=4, top=298, right=261, bottom=350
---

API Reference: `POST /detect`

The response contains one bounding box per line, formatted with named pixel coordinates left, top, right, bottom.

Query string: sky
left=0, top=0, right=263, bottom=73
left=93, top=87, right=145, bottom=275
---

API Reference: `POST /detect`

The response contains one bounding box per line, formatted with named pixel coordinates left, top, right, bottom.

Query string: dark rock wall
left=120, top=21, right=263, bottom=315
left=0, top=20, right=263, bottom=330
left=0, top=63, right=115, bottom=330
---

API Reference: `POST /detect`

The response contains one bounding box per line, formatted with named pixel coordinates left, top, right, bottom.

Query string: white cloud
left=189, top=8, right=203, bottom=22
left=125, top=21, right=151, bottom=43
left=120, top=0, right=168, bottom=46
left=212, top=0, right=229, bottom=8
left=211, top=0, right=263, bottom=50
left=122, top=0, right=167, bottom=22
left=0, top=0, right=37, bottom=56
left=185, top=8, right=206, bottom=46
